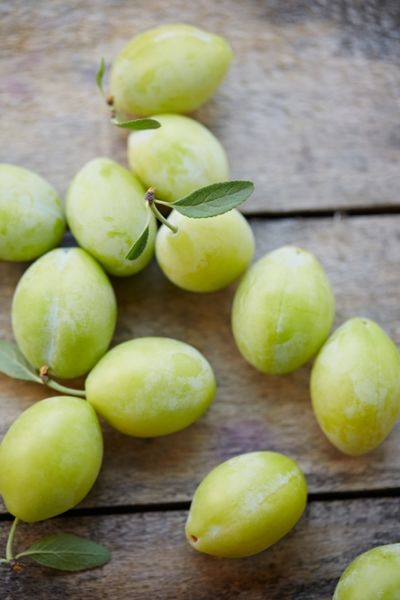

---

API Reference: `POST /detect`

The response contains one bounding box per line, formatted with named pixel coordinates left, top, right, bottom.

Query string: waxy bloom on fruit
left=127, top=114, right=229, bottom=203
left=232, top=246, right=335, bottom=374
left=86, top=337, right=216, bottom=437
left=0, top=397, right=103, bottom=522
left=333, top=544, right=400, bottom=600
left=186, top=451, right=307, bottom=558
left=110, top=24, right=233, bottom=116
left=156, top=209, right=255, bottom=292
left=66, top=158, right=156, bottom=277
left=0, top=164, right=65, bottom=261
left=12, top=248, right=117, bottom=379
left=311, top=318, right=400, bottom=455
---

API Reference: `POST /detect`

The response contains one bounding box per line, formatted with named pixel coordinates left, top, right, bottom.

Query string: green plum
left=231, top=245, right=335, bottom=374
left=185, top=451, right=307, bottom=558
left=127, top=114, right=229, bottom=202
left=0, top=164, right=65, bottom=261
left=86, top=337, right=216, bottom=437
left=0, top=396, right=103, bottom=522
left=12, top=247, right=117, bottom=379
left=333, top=544, right=400, bottom=600
left=110, top=24, right=233, bottom=116
left=311, top=318, right=400, bottom=455
left=66, top=158, right=156, bottom=277
left=155, top=209, right=255, bottom=292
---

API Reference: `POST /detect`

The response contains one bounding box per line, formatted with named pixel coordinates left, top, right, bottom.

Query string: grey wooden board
left=1, top=0, right=399, bottom=212
left=0, top=215, right=399, bottom=514
left=1, top=497, right=400, bottom=599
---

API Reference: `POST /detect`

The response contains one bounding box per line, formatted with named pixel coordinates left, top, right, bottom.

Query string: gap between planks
left=1, top=487, right=400, bottom=522
left=245, top=205, right=400, bottom=219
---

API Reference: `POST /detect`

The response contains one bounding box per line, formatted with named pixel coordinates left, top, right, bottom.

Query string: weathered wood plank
left=0, top=215, right=399, bottom=513
left=1, top=0, right=399, bottom=212
left=1, top=497, right=400, bottom=599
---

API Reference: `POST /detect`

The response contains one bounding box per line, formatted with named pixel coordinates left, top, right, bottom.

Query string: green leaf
left=172, top=181, right=255, bottom=218
left=96, top=57, right=106, bottom=95
left=0, top=340, right=41, bottom=383
left=111, top=117, right=161, bottom=130
left=17, top=534, right=111, bottom=572
left=125, top=222, right=150, bottom=260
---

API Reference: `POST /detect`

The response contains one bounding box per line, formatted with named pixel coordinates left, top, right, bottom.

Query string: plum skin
left=311, top=318, right=400, bottom=455
left=333, top=544, right=400, bottom=600
left=0, top=396, right=103, bottom=523
left=86, top=337, right=216, bottom=437
left=66, top=157, right=156, bottom=277
left=0, top=164, right=66, bottom=261
left=155, top=209, right=255, bottom=293
left=110, top=24, right=233, bottom=116
left=12, top=247, right=117, bottom=379
left=185, top=451, right=307, bottom=558
left=127, top=114, right=229, bottom=203
left=231, top=245, right=335, bottom=374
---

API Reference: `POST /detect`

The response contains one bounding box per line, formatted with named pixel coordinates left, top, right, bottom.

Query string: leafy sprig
left=0, top=519, right=110, bottom=572
left=125, top=180, right=255, bottom=260
left=96, top=58, right=160, bottom=131
left=0, top=340, right=85, bottom=397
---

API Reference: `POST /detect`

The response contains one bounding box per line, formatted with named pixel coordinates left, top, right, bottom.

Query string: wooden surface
left=1, top=1, right=400, bottom=598
left=1, top=498, right=400, bottom=600
left=1, top=215, right=400, bottom=510
left=1, top=0, right=400, bottom=212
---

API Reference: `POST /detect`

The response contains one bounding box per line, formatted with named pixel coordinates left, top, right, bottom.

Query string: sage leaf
left=96, top=57, right=106, bottom=95
left=0, top=340, right=41, bottom=383
left=126, top=222, right=150, bottom=260
left=17, top=534, right=111, bottom=572
left=111, top=117, right=161, bottom=130
left=172, top=181, right=254, bottom=218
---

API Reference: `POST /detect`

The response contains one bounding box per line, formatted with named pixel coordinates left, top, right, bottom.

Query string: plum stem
left=46, top=379, right=86, bottom=398
left=5, top=518, right=19, bottom=562
left=150, top=203, right=178, bottom=234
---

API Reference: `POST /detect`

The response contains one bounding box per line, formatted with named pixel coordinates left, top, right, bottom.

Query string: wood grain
left=1, top=0, right=399, bottom=212
left=1, top=497, right=400, bottom=599
left=0, top=215, right=399, bottom=513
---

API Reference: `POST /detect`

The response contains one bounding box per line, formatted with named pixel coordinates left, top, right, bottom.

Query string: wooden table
left=1, top=1, right=399, bottom=598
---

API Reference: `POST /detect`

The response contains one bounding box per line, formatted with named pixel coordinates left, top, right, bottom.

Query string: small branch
left=6, top=518, right=19, bottom=562
left=46, top=379, right=86, bottom=398
left=154, top=199, right=173, bottom=207
left=150, top=203, right=178, bottom=234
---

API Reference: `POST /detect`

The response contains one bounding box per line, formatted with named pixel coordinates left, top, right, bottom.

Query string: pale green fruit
left=0, top=396, right=103, bottom=523
left=127, top=114, right=229, bottom=202
left=0, top=164, right=65, bottom=261
left=155, top=209, right=255, bottom=292
left=110, top=24, right=233, bottom=116
left=333, top=544, right=400, bottom=600
left=86, top=337, right=216, bottom=437
left=66, top=158, right=156, bottom=277
left=231, top=246, right=335, bottom=374
left=186, top=451, right=307, bottom=558
left=12, top=248, right=117, bottom=379
left=311, top=318, right=400, bottom=456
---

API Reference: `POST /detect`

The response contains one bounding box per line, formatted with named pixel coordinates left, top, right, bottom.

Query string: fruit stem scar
left=189, top=534, right=198, bottom=543
left=39, top=364, right=49, bottom=382
left=145, top=187, right=156, bottom=204
left=5, top=518, right=19, bottom=562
